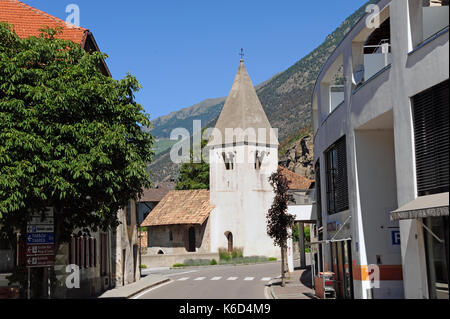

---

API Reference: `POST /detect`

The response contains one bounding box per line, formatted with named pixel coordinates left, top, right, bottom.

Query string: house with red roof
left=0, top=0, right=110, bottom=76
left=0, top=0, right=140, bottom=298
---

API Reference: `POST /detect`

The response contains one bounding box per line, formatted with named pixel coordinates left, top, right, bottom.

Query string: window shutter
left=89, top=238, right=93, bottom=268
left=413, top=80, right=449, bottom=196
left=69, top=236, right=74, bottom=265
left=84, top=237, right=88, bottom=268
left=77, top=237, right=82, bottom=267
left=335, top=138, right=349, bottom=212
left=93, top=238, right=97, bottom=267
left=325, top=136, right=349, bottom=214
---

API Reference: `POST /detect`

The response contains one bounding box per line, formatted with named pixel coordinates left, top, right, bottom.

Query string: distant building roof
left=279, top=166, right=314, bottom=190
left=0, top=0, right=88, bottom=44
left=141, top=190, right=214, bottom=227
left=138, top=182, right=176, bottom=203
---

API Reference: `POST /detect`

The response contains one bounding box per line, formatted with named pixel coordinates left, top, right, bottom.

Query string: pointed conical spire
left=209, top=60, right=278, bottom=147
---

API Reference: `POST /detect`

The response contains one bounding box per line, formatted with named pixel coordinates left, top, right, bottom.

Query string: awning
left=390, top=192, right=449, bottom=221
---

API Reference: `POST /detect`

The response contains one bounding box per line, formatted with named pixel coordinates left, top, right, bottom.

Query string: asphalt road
left=134, top=261, right=284, bottom=299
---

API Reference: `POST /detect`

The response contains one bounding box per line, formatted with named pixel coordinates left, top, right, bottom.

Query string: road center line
left=227, top=277, right=238, bottom=281
left=244, top=277, right=254, bottom=281
left=177, top=277, right=190, bottom=281
left=211, top=277, right=222, bottom=281
left=261, top=277, right=271, bottom=281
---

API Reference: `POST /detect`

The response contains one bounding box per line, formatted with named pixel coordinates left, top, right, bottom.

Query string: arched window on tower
left=255, top=150, right=266, bottom=170
left=226, top=232, right=233, bottom=252
left=222, top=152, right=235, bottom=170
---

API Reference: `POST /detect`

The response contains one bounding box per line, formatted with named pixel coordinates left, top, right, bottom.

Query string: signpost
left=26, top=208, right=55, bottom=299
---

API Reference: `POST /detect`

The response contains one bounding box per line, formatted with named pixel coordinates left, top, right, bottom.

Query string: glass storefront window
left=424, top=216, right=449, bottom=299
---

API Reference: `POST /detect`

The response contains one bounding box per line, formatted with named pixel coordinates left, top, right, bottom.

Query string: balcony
left=330, top=85, right=345, bottom=111
left=353, top=42, right=391, bottom=87
left=423, top=5, right=449, bottom=42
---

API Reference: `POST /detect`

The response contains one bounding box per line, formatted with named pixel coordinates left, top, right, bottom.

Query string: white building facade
left=312, top=0, right=448, bottom=299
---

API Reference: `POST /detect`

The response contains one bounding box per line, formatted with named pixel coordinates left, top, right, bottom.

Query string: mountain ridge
left=149, top=0, right=376, bottom=182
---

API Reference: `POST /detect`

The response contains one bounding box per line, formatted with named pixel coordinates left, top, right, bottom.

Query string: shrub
left=139, top=264, right=147, bottom=269
left=218, top=248, right=231, bottom=261
left=231, top=247, right=244, bottom=259
left=173, top=263, right=184, bottom=268
left=210, top=259, right=217, bottom=265
left=268, top=257, right=277, bottom=261
left=183, top=259, right=211, bottom=267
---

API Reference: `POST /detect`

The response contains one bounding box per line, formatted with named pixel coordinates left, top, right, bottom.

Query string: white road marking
left=168, top=270, right=198, bottom=277
left=131, top=280, right=173, bottom=299
left=194, top=277, right=206, bottom=281
left=177, top=277, right=190, bottom=281
left=244, top=277, right=254, bottom=281
left=227, top=277, right=238, bottom=281
left=261, top=277, right=271, bottom=281
left=211, top=277, right=222, bottom=281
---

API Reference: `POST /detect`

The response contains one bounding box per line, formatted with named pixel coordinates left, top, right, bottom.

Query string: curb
left=127, top=278, right=171, bottom=299
left=267, top=275, right=282, bottom=300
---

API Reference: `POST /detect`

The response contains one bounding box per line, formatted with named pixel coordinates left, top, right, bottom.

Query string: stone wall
left=147, top=219, right=210, bottom=255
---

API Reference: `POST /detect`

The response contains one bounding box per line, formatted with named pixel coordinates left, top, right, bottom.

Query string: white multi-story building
left=312, top=0, right=448, bottom=299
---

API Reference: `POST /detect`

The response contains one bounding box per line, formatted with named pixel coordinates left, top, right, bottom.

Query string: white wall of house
left=312, top=0, right=449, bottom=299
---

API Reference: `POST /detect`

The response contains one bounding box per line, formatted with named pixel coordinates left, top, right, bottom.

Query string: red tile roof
left=0, top=0, right=88, bottom=44
left=141, top=190, right=214, bottom=227
left=279, top=166, right=315, bottom=190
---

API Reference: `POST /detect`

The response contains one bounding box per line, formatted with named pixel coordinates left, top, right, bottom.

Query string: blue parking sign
left=391, top=230, right=401, bottom=245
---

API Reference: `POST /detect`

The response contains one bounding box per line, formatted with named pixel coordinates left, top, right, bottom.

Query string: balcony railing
left=353, top=42, right=391, bottom=87
left=330, top=85, right=345, bottom=111
left=423, top=5, right=449, bottom=42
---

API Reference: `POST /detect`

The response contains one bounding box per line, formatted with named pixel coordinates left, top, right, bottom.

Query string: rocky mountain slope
left=149, top=1, right=376, bottom=182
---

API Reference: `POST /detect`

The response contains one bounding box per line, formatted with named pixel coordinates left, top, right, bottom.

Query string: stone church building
left=142, top=59, right=282, bottom=258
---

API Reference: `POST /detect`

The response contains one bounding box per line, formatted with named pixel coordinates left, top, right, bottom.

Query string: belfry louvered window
left=412, top=80, right=449, bottom=197
left=325, top=137, right=349, bottom=215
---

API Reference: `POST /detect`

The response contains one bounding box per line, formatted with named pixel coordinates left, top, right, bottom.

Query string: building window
left=126, top=203, right=132, bottom=226
left=169, top=231, right=173, bottom=241
left=77, top=237, right=82, bottom=268
left=93, top=238, right=97, bottom=267
left=412, top=80, right=449, bottom=197
left=89, top=238, right=94, bottom=268
left=424, top=216, right=449, bottom=299
left=69, top=236, right=75, bottom=265
left=100, top=234, right=107, bottom=276
left=222, top=152, right=235, bottom=170
left=255, top=151, right=262, bottom=170
left=325, top=137, right=349, bottom=214
left=84, top=237, right=88, bottom=268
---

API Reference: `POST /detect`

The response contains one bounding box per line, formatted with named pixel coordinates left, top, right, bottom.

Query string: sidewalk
left=98, top=274, right=170, bottom=299
left=268, top=267, right=317, bottom=299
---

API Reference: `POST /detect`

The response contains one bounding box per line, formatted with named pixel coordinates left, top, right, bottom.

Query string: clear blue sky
left=24, top=0, right=366, bottom=119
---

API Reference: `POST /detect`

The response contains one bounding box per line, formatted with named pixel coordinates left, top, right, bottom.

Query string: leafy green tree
left=267, top=168, right=295, bottom=287
left=0, top=24, right=154, bottom=248
left=175, top=133, right=209, bottom=190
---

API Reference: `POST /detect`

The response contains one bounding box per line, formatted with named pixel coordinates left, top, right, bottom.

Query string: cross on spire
left=239, top=48, right=244, bottom=61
